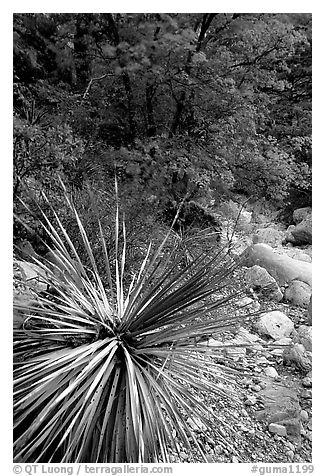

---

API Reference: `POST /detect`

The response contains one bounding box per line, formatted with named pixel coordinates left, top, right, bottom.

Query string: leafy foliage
left=13, top=14, right=312, bottom=462
left=13, top=13, right=311, bottom=222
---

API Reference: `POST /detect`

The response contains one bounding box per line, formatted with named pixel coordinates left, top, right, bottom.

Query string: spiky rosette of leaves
left=14, top=184, right=257, bottom=463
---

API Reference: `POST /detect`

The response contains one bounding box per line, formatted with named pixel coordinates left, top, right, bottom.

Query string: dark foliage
left=13, top=12, right=311, bottom=248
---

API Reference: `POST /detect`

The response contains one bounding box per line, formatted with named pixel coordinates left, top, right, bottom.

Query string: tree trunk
left=169, top=14, right=216, bottom=137
left=105, top=14, right=137, bottom=143
left=146, top=82, right=156, bottom=137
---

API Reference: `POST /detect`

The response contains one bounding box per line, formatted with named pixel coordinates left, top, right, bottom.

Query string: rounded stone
left=300, top=410, right=309, bottom=421
left=286, top=450, right=295, bottom=460
left=284, top=280, right=312, bottom=308
left=269, top=423, right=287, bottom=436
left=255, top=311, right=294, bottom=340
left=264, top=366, right=279, bottom=378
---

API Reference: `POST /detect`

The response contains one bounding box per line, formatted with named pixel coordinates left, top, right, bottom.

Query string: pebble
left=179, top=451, right=188, bottom=460
left=232, top=456, right=239, bottom=463
left=253, top=366, right=263, bottom=373
left=300, top=423, right=306, bottom=436
left=269, top=423, right=287, bottom=436
left=256, top=356, right=269, bottom=365
left=286, top=450, right=295, bottom=460
left=286, top=441, right=295, bottom=451
left=239, top=424, right=250, bottom=432
left=302, top=376, right=312, bottom=388
left=270, top=348, right=284, bottom=356
left=251, top=384, right=262, bottom=392
left=300, top=389, right=312, bottom=399
left=244, top=395, right=257, bottom=406
left=249, top=344, right=264, bottom=352
left=188, top=416, right=207, bottom=431
left=214, top=445, right=223, bottom=455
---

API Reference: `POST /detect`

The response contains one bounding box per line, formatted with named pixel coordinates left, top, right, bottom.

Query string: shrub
left=14, top=185, right=255, bottom=463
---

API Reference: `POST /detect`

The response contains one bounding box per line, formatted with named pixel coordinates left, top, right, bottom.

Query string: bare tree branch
left=83, top=73, right=115, bottom=99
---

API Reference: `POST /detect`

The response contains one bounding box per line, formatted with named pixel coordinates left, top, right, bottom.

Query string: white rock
left=225, top=346, right=246, bottom=358
left=285, top=225, right=296, bottom=244
left=293, top=207, right=312, bottom=224
left=291, top=216, right=312, bottom=245
left=245, top=265, right=283, bottom=302
left=273, top=337, right=293, bottom=345
left=269, top=423, right=287, bottom=436
left=264, top=366, right=279, bottom=378
left=307, top=296, right=312, bottom=325
left=236, top=296, right=254, bottom=306
left=270, top=337, right=293, bottom=356
left=286, top=450, right=295, bottom=460
left=283, top=343, right=312, bottom=371
left=300, top=410, right=309, bottom=421
left=302, top=376, right=312, bottom=388
left=243, top=244, right=312, bottom=286
left=284, top=280, right=312, bottom=308
left=284, top=249, right=312, bottom=263
left=255, top=311, right=294, bottom=340
left=187, top=416, right=207, bottom=432
left=236, top=327, right=261, bottom=343
left=16, top=260, right=48, bottom=293
left=296, top=325, right=312, bottom=351
left=245, top=395, right=257, bottom=406
left=207, top=338, right=223, bottom=347
left=253, top=227, right=285, bottom=248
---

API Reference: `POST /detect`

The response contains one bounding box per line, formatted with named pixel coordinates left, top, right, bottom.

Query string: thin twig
left=226, top=196, right=252, bottom=254
left=83, top=73, right=115, bottom=99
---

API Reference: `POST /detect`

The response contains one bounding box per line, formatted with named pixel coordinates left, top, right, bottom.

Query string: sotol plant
left=14, top=184, right=255, bottom=463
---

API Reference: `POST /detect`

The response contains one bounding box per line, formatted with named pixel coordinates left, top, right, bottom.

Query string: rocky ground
left=168, top=287, right=312, bottom=463
left=13, top=204, right=313, bottom=464
left=168, top=204, right=313, bottom=463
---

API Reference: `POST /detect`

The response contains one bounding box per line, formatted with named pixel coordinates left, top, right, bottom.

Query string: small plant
left=14, top=183, right=254, bottom=463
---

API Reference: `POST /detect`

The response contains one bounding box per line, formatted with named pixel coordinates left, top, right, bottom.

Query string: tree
left=13, top=13, right=312, bottom=229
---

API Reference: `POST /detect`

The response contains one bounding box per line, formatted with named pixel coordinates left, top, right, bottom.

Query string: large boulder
left=15, top=260, right=48, bottom=293
left=207, top=327, right=264, bottom=357
left=284, top=248, right=312, bottom=263
left=284, top=225, right=297, bottom=244
left=13, top=260, right=39, bottom=328
left=307, top=296, right=312, bottom=325
left=291, top=215, right=312, bottom=245
left=245, top=265, right=283, bottom=302
left=293, top=207, right=312, bottom=224
left=255, top=311, right=294, bottom=340
left=296, top=325, right=312, bottom=352
left=252, top=227, right=285, bottom=248
left=284, top=280, right=311, bottom=308
left=283, top=343, right=312, bottom=372
left=242, top=244, right=312, bottom=286
left=224, top=327, right=263, bottom=357
left=13, top=292, right=38, bottom=329
left=256, top=384, right=301, bottom=442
